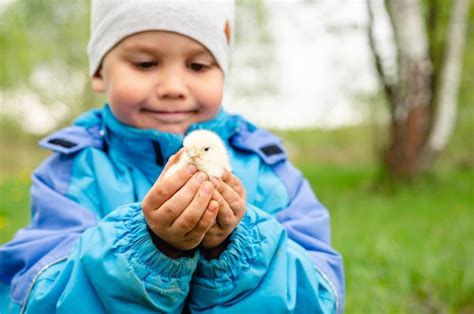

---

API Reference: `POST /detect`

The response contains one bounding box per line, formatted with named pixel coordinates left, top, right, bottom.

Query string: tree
left=367, top=0, right=472, bottom=179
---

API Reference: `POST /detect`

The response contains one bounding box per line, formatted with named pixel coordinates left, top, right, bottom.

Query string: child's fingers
left=212, top=190, right=235, bottom=229
left=154, top=171, right=208, bottom=227
left=158, top=148, right=185, bottom=179
left=221, top=170, right=246, bottom=199
left=160, top=148, right=184, bottom=175
left=211, top=176, right=245, bottom=217
left=171, top=181, right=214, bottom=233
left=186, top=200, right=219, bottom=237
left=142, top=163, right=197, bottom=213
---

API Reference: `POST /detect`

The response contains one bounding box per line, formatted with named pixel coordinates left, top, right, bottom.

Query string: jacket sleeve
left=188, top=158, right=345, bottom=313
left=275, top=161, right=345, bottom=312
left=0, top=153, right=198, bottom=313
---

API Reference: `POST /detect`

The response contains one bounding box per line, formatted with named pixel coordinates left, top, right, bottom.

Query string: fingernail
left=196, top=172, right=207, bottom=183
left=210, top=176, right=221, bottom=188
left=187, top=164, right=197, bottom=174
left=208, top=203, right=217, bottom=212
left=202, top=182, right=213, bottom=195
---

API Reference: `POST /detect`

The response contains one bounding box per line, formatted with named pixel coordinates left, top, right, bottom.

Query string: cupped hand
left=142, top=149, right=220, bottom=258
left=200, top=170, right=247, bottom=258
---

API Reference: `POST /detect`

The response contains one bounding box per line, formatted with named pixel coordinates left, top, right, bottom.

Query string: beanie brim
left=88, top=1, right=234, bottom=77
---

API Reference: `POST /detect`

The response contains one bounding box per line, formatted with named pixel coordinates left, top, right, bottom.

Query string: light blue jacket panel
left=0, top=105, right=344, bottom=313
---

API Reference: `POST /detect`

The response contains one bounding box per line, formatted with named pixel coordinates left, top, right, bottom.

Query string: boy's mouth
left=141, top=109, right=198, bottom=123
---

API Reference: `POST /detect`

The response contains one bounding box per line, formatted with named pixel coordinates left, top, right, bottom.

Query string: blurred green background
left=1, top=0, right=473, bottom=312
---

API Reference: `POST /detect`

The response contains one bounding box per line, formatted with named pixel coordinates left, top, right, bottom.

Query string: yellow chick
left=164, top=130, right=232, bottom=178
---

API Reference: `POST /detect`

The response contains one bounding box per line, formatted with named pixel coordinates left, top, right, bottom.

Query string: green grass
left=299, top=164, right=474, bottom=313
left=277, top=115, right=474, bottom=312
left=0, top=175, right=32, bottom=243
left=0, top=123, right=473, bottom=313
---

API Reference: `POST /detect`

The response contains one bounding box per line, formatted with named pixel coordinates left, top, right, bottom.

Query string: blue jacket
left=0, top=105, right=344, bottom=313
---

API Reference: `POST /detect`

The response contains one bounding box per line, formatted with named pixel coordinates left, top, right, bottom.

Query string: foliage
left=230, top=0, right=279, bottom=98
left=458, top=3, right=474, bottom=108
left=0, top=0, right=90, bottom=88
left=422, top=0, right=474, bottom=111
left=0, top=0, right=101, bottom=129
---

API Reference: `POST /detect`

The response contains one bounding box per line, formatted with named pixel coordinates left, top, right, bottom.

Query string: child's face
left=92, top=31, right=224, bottom=134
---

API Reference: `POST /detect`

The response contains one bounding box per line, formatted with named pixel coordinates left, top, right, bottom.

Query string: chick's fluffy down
left=164, top=130, right=231, bottom=178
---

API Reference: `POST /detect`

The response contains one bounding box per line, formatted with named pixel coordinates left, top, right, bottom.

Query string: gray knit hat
left=88, top=0, right=235, bottom=77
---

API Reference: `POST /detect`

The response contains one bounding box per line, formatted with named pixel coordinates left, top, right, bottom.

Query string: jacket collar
left=75, top=104, right=241, bottom=180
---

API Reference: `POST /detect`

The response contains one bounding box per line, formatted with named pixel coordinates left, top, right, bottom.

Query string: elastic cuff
left=193, top=207, right=263, bottom=287
left=113, top=203, right=199, bottom=284
left=146, top=224, right=196, bottom=258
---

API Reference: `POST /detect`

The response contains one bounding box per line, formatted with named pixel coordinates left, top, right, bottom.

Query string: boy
left=0, top=1, right=345, bottom=313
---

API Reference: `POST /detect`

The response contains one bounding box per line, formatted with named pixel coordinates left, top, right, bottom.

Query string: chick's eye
left=204, top=147, right=210, bottom=152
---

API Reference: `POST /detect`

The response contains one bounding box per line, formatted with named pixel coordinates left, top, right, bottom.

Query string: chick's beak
left=187, top=148, right=200, bottom=159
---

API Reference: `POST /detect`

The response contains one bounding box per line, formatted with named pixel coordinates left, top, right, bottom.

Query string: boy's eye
left=135, top=61, right=158, bottom=69
left=189, top=63, right=207, bottom=71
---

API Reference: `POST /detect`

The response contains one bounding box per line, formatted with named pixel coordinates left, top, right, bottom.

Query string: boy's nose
left=155, top=72, right=187, bottom=99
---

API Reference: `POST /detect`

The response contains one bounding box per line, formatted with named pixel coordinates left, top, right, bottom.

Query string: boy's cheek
left=204, top=86, right=224, bottom=107
left=108, top=81, right=148, bottom=110
left=193, top=76, right=224, bottom=109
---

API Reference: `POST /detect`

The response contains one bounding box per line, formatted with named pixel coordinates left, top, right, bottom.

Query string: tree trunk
left=422, top=0, right=471, bottom=167
left=368, top=0, right=471, bottom=179
left=383, top=0, right=433, bottom=178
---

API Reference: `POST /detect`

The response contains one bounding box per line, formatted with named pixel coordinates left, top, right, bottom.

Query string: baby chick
left=164, top=130, right=232, bottom=178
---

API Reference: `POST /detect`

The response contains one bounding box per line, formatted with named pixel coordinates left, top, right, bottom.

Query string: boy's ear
left=91, top=67, right=106, bottom=92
